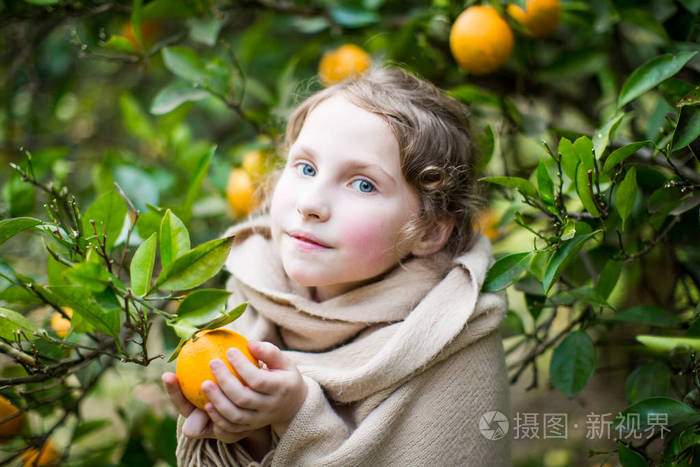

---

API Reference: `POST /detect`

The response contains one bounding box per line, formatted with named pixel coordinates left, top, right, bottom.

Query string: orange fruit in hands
left=176, top=329, right=260, bottom=410
left=449, top=6, right=514, bottom=75
left=507, top=0, right=561, bottom=38
left=50, top=307, right=73, bottom=338
left=0, top=395, right=24, bottom=444
left=226, top=168, right=258, bottom=218
left=20, top=442, right=60, bottom=466
left=318, top=44, right=371, bottom=86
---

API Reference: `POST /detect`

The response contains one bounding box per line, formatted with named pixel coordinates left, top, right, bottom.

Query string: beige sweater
left=176, top=216, right=511, bottom=466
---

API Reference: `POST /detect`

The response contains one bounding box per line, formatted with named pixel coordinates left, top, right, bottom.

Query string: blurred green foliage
left=0, top=0, right=699, bottom=465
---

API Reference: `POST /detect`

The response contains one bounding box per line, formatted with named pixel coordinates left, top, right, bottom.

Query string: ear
left=410, top=216, right=455, bottom=257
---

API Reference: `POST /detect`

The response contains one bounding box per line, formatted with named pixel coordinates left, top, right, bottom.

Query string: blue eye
left=351, top=179, right=375, bottom=193
left=297, top=163, right=316, bottom=176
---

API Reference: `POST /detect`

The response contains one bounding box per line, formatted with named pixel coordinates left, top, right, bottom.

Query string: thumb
left=248, top=341, right=291, bottom=370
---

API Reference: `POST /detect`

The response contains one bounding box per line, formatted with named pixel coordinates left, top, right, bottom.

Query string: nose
left=296, top=184, right=330, bottom=221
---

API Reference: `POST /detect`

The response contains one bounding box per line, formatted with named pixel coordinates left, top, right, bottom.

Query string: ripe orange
left=20, top=442, right=60, bottom=466
left=176, top=329, right=259, bottom=410
left=0, top=395, right=24, bottom=444
left=242, top=150, right=268, bottom=180
left=475, top=209, right=500, bottom=241
left=50, top=307, right=73, bottom=338
left=226, top=168, right=258, bottom=218
left=449, top=6, right=514, bottom=75
left=318, top=44, right=371, bottom=87
left=507, top=0, right=561, bottom=38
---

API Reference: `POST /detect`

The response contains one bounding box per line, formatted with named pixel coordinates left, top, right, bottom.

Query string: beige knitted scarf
left=176, top=216, right=511, bottom=466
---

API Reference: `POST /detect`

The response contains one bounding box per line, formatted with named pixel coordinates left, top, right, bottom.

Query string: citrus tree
left=0, top=0, right=699, bottom=465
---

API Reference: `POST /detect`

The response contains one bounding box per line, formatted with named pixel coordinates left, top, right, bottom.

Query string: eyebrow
left=294, top=146, right=397, bottom=186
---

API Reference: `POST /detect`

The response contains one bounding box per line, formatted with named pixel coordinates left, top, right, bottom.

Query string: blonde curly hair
left=255, top=64, right=484, bottom=260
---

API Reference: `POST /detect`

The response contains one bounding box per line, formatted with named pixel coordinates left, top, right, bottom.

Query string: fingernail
left=210, top=359, right=223, bottom=370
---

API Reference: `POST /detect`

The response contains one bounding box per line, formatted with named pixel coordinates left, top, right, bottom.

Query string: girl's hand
left=203, top=340, right=308, bottom=434
left=161, top=372, right=260, bottom=443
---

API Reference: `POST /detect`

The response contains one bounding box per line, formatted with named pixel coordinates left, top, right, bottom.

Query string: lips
left=286, top=229, right=331, bottom=248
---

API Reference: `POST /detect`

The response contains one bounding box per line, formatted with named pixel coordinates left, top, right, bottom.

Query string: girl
left=162, top=65, right=510, bottom=466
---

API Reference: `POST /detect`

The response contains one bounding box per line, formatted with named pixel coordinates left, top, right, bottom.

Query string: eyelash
left=293, top=162, right=377, bottom=193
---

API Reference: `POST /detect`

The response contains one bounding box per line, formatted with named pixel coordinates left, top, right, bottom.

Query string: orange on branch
left=507, top=0, right=562, bottom=38
left=242, top=150, right=268, bottom=180
left=0, top=395, right=24, bottom=444
left=475, top=209, right=501, bottom=241
left=226, top=168, right=258, bottom=218
left=50, top=307, right=73, bottom=338
left=176, top=329, right=259, bottom=410
left=449, top=6, right=514, bottom=75
left=318, top=44, right=371, bottom=86
left=20, top=442, right=60, bottom=466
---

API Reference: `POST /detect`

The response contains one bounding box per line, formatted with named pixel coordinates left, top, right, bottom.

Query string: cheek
left=339, top=217, right=398, bottom=266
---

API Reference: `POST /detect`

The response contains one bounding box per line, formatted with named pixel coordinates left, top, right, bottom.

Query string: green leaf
left=636, top=335, right=700, bottom=354
left=119, top=93, right=155, bottom=140
left=613, top=397, right=696, bottom=432
left=617, top=441, right=648, bottom=467
left=73, top=419, right=112, bottom=442
left=595, top=260, right=622, bottom=299
left=162, top=46, right=208, bottom=83
left=476, top=125, right=496, bottom=171
left=678, top=85, right=700, bottom=107
left=187, top=15, right=226, bottom=46
left=618, top=52, right=698, bottom=108
left=159, top=209, right=190, bottom=269
left=201, top=302, right=247, bottom=330
left=2, top=177, right=35, bottom=217
left=103, top=35, right=137, bottom=54
left=479, top=176, right=537, bottom=199
left=482, top=252, right=533, bottom=293
left=22, top=0, right=59, bottom=4
left=573, top=136, right=594, bottom=171
left=448, top=85, right=501, bottom=109
left=602, top=141, right=651, bottom=174
left=0, top=307, right=37, bottom=341
left=593, top=112, right=624, bottom=159
left=625, top=361, right=670, bottom=405
left=606, top=306, right=681, bottom=327
left=130, top=233, right=157, bottom=297
left=150, top=81, right=210, bottom=115
left=620, top=8, right=670, bottom=44
left=672, top=105, right=700, bottom=151
left=329, top=7, right=380, bottom=27
left=564, top=286, right=609, bottom=308
left=154, top=235, right=233, bottom=291
left=558, top=137, right=578, bottom=181
left=0, top=218, right=42, bottom=245
left=64, top=262, right=112, bottom=293
left=141, top=0, right=196, bottom=19
left=175, top=289, right=232, bottom=326
left=536, top=159, right=555, bottom=205
left=46, top=286, right=120, bottom=339
left=615, top=167, right=637, bottom=232
left=575, top=162, right=601, bottom=217
left=679, top=0, right=700, bottom=13
left=550, top=330, right=596, bottom=397
left=184, top=146, right=215, bottom=212
left=82, top=190, right=128, bottom=252
left=543, top=230, right=601, bottom=294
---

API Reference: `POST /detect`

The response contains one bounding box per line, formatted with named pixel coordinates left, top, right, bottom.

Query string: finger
left=248, top=341, right=293, bottom=371
left=202, top=379, right=258, bottom=425
left=181, top=408, right=210, bottom=438
left=162, top=372, right=195, bottom=417
left=210, top=359, right=271, bottom=409
left=205, top=402, right=251, bottom=433
left=226, top=348, right=276, bottom=394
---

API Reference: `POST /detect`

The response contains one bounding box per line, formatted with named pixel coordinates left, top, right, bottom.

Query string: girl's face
left=270, top=95, right=421, bottom=301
